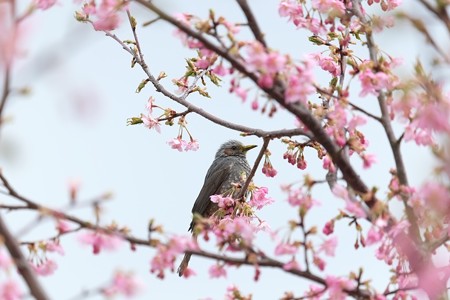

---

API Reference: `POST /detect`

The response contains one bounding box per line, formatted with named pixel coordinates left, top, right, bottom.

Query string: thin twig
left=102, top=20, right=312, bottom=139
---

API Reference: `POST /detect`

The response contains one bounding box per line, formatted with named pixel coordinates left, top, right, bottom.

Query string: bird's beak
left=242, top=144, right=257, bottom=153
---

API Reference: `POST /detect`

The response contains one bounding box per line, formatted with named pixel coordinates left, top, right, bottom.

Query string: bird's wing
left=191, top=159, right=232, bottom=216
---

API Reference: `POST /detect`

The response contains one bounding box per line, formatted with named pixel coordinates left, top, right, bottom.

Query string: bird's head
left=216, top=140, right=257, bottom=158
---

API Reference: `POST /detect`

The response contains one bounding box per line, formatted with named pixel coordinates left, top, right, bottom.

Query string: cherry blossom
left=102, top=271, right=144, bottom=297
left=31, top=258, right=58, bottom=276
left=249, top=187, right=274, bottom=210
left=35, top=0, right=58, bottom=10
left=0, top=279, right=22, bottom=300
left=209, top=264, right=227, bottom=278
left=78, top=230, right=122, bottom=254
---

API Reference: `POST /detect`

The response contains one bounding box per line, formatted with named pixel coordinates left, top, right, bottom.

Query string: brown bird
left=177, top=140, right=257, bottom=276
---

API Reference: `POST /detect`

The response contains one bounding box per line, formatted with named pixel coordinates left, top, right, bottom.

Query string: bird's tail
left=177, top=253, right=192, bottom=277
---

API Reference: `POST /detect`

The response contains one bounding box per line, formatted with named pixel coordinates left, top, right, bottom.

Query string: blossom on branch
left=78, top=230, right=122, bottom=254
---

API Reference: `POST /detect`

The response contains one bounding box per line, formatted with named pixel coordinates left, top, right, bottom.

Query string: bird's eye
left=231, top=146, right=238, bottom=150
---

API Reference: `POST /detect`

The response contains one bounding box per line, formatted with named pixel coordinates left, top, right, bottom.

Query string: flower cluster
left=101, top=271, right=144, bottom=297
left=28, top=240, right=65, bottom=276
left=150, top=236, right=198, bottom=279
left=78, top=230, right=122, bottom=255
left=75, top=0, right=129, bottom=31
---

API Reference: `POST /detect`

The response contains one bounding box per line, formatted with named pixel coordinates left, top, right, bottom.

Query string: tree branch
left=133, top=0, right=378, bottom=211
left=350, top=0, right=422, bottom=245
left=236, top=0, right=267, bottom=47
left=0, top=215, right=50, bottom=300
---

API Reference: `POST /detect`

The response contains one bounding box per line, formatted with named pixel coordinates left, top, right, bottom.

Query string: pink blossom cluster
left=101, top=271, right=144, bottom=297
left=249, top=187, right=274, bottom=210
left=78, top=230, right=122, bottom=254
left=141, top=96, right=161, bottom=133
left=210, top=194, right=235, bottom=211
left=28, top=240, right=65, bottom=276
left=332, top=184, right=367, bottom=218
left=208, top=263, right=227, bottom=278
left=283, top=185, right=320, bottom=212
left=244, top=41, right=287, bottom=89
left=150, top=236, right=198, bottom=279
left=0, top=251, right=22, bottom=300
left=284, top=60, right=316, bottom=105
left=409, top=181, right=450, bottom=234
left=325, top=275, right=356, bottom=300
left=76, top=0, right=128, bottom=31
left=213, top=216, right=259, bottom=250
left=0, top=279, right=22, bottom=300
left=283, top=147, right=308, bottom=170
left=34, top=0, right=57, bottom=10
left=279, top=0, right=326, bottom=35
left=390, top=90, right=450, bottom=146
left=358, top=66, right=399, bottom=97
left=167, top=137, right=199, bottom=152
left=367, top=0, right=402, bottom=11
left=310, top=52, right=341, bottom=77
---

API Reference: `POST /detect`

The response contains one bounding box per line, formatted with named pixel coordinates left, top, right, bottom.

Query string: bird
left=177, top=140, right=257, bottom=277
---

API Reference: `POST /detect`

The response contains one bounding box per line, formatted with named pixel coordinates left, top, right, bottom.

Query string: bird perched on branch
left=177, top=140, right=257, bottom=277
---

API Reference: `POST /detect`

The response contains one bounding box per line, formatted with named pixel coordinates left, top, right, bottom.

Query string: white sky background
left=0, top=1, right=443, bottom=299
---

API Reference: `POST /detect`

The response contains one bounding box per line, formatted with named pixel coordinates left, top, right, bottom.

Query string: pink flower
left=195, top=57, right=210, bottom=69
left=102, top=271, right=144, bottom=297
left=212, top=63, right=228, bottom=76
left=45, top=241, right=64, bottom=255
left=312, top=0, right=346, bottom=15
left=322, top=156, right=336, bottom=172
left=31, top=259, right=58, bottom=276
left=325, top=275, right=356, bottom=300
left=283, top=259, right=300, bottom=271
left=332, top=185, right=366, bottom=218
left=78, top=231, right=122, bottom=254
left=150, top=236, right=197, bottom=279
left=262, top=161, right=277, bottom=177
left=251, top=98, right=259, bottom=110
left=319, top=236, right=337, bottom=256
left=365, top=226, right=384, bottom=246
left=216, top=216, right=256, bottom=246
left=275, top=242, right=297, bottom=255
left=210, top=194, right=235, bottom=209
left=284, top=62, right=316, bottom=104
left=249, top=187, right=274, bottom=210
left=93, top=13, right=121, bottom=31
left=86, top=0, right=129, bottom=31
left=318, top=55, right=341, bottom=77
left=35, top=0, right=57, bottom=10
left=56, top=220, right=72, bottom=234
left=287, top=189, right=319, bottom=210
left=322, top=221, right=334, bottom=235
left=0, top=279, right=22, bottom=300
left=359, top=68, right=398, bottom=96
left=185, top=140, right=200, bottom=151
left=361, top=153, right=377, bottom=169
left=167, top=137, right=187, bottom=152
left=279, top=0, right=304, bottom=25
left=141, top=114, right=161, bottom=133
left=209, top=264, right=227, bottom=278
